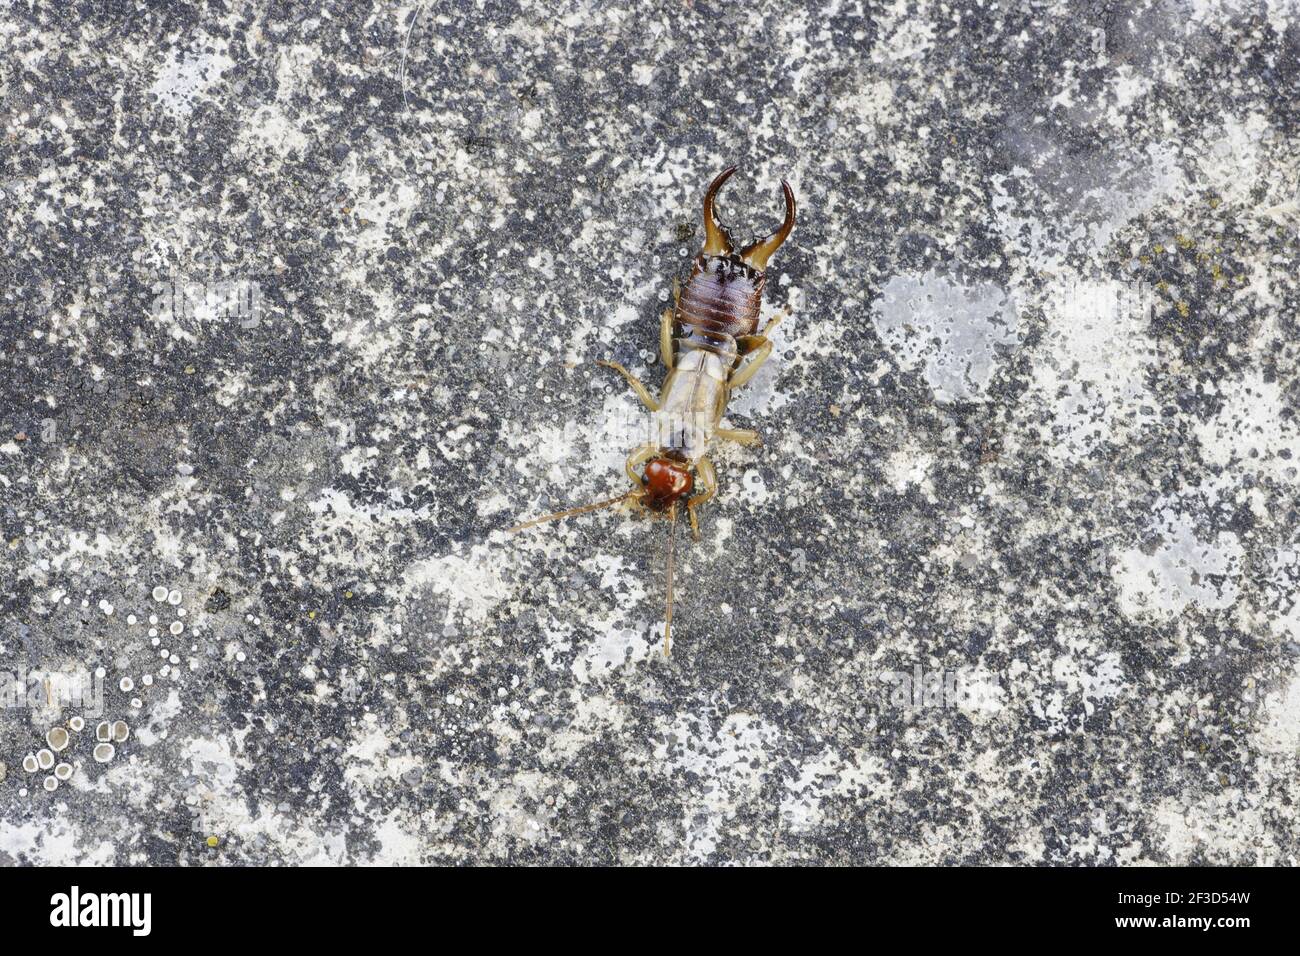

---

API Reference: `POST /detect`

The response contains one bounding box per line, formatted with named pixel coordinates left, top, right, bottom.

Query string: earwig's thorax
left=695, top=252, right=764, bottom=284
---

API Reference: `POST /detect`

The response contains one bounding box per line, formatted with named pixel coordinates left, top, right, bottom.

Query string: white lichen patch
left=342, top=715, right=422, bottom=787
left=1253, top=670, right=1300, bottom=756
left=990, top=142, right=1185, bottom=271
left=500, top=393, right=636, bottom=495
left=483, top=771, right=555, bottom=847
left=339, top=159, right=420, bottom=254
left=0, top=819, right=115, bottom=866
left=1264, top=547, right=1300, bottom=642
left=1113, top=498, right=1243, bottom=621
left=883, top=444, right=935, bottom=494
left=1194, top=369, right=1300, bottom=483
left=236, top=104, right=310, bottom=159
left=1025, top=278, right=1160, bottom=461
left=653, top=711, right=783, bottom=862
left=1026, top=650, right=1127, bottom=735
left=1153, top=792, right=1281, bottom=865
left=571, top=621, right=654, bottom=683
left=780, top=748, right=887, bottom=833
left=405, top=543, right=511, bottom=626
left=872, top=271, right=1019, bottom=403
left=1193, top=112, right=1270, bottom=209
left=149, top=45, right=235, bottom=119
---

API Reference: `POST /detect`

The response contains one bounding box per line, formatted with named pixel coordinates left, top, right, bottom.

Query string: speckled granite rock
left=1, top=1, right=1298, bottom=865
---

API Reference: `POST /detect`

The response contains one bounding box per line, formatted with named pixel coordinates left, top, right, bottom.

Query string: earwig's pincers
left=701, top=165, right=739, bottom=255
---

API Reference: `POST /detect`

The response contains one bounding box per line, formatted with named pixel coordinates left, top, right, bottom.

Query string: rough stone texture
left=2, top=0, right=1299, bottom=865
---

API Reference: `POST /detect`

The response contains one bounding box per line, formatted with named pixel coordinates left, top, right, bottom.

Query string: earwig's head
left=640, top=456, right=694, bottom=512
left=700, top=165, right=797, bottom=272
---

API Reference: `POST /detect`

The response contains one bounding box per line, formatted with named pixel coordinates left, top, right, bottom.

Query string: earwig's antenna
left=664, top=503, right=678, bottom=657
left=506, top=492, right=638, bottom=534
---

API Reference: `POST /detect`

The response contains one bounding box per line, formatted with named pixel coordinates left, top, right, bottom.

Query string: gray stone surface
left=2, top=0, right=1299, bottom=865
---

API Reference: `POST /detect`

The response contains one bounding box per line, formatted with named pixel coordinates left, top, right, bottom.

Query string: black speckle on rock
left=206, top=588, right=232, bottom=613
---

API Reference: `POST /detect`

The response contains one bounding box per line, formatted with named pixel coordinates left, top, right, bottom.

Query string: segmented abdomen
left=675, top=256, right=765, bottom=369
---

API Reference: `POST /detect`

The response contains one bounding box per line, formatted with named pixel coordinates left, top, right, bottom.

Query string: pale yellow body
left=598, top=303, right=783, bottom=538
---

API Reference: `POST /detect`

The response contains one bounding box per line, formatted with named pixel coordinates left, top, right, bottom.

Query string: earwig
left=509, top=166, right=797, bottom=656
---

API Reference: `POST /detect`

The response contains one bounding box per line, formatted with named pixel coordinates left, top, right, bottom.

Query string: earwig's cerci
left=510, top=166, right=797, bottom=655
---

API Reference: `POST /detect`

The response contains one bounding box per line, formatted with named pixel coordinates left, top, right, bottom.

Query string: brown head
left=641, top=456, right=693, bottom=512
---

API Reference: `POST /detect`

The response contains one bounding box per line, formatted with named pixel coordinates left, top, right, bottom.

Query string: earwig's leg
left=660, top=307, right=675, bottom=371
left=686, top=455, right=717, bottom=540
left=759, top=307, right=789, bottom=338
left=597, top=360, right=660, bottom=411
left=728, top=306, right=789, bottom=388
left=728, top=337, right=773, bottom=390
left=715, top=427, right=762, bottom=447
left=660, top=278, right=681, bottom=371
left=625, top=442, right=657, bottom=487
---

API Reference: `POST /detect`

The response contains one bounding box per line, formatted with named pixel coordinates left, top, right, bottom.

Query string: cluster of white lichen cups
left=21, top=716, right=130, bottom=791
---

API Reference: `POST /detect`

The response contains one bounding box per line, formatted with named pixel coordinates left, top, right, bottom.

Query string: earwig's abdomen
left=676, top=254, right=766, bottom=368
